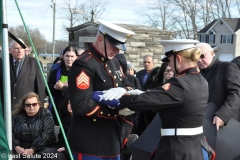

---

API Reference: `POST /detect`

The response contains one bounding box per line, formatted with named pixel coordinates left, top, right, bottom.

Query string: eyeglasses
left=25, top=103, right=38, bottom=108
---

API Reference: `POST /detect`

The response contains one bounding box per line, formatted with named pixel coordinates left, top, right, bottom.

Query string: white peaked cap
left=160, top=39, right=199, bottom=53
left=160, top=39, right=199, bottom=62
left=98, top=19, right=135, bottom=43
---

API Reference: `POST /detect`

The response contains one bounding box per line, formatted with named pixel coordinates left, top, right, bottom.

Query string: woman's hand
left=15, top=146, right=25, bottom=154
left=63, top=81, right=68, bottom=86
left=54, top=80, right=64, bottom=90
left=57, top=147, right=65, bottom=152
left=24, top=148, right=34, bottom=155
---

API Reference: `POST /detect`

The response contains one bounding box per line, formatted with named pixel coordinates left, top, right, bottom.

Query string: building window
left=221, top=35, right=233, bottom=44
left=200, top=35, right=206, bottom=42
left=219, top=54, right=233, bottom=62
left=209, top=34, right=215, bottom=44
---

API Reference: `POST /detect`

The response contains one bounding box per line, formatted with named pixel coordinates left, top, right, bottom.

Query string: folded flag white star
left=92, top=91, right=122, bottom=110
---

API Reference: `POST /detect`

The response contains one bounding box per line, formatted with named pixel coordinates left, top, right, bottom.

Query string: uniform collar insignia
left=88, top=45, right=108, bottom=63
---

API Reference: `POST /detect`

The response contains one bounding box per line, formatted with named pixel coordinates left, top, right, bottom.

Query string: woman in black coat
left=47, top=45, right=78, bottom=125
left=12, top=92, right=56, bottom=159
left=145, top=62, right=174, bottom=89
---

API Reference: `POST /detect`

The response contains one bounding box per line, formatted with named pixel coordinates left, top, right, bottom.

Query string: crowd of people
left=1, top=19, right=240, bottom=160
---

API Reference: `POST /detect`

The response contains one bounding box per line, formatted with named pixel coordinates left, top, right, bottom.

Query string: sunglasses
left=25, top=103, right=38, bottom=107
left=200, top=54, right=205, bottom=59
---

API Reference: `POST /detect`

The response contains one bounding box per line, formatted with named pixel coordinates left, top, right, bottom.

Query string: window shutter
left=221, top=35, right=222, bottom=44
left=213, top=35, right=215, bottom=44
left=232, top=35, right=234, bottom=44
left=199, top=35, right=201, bottom=42
left=206, top=35, right=209, bottom=43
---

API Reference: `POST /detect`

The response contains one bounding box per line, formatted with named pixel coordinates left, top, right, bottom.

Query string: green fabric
left=0, top=2, right=10, bottom=160
left=0, top=84, right=9, bottom=159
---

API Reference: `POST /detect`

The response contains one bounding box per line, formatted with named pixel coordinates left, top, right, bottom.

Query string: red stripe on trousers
left=78, top=153, right=82, bottom=160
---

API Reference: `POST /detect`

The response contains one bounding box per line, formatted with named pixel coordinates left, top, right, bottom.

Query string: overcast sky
left=6, top=0, right=146, bottom=42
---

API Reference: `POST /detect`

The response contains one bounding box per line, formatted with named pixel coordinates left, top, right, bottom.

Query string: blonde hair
left=12, top=92, right=42, bottom=116
left=178, top=47, right=202, bottom=62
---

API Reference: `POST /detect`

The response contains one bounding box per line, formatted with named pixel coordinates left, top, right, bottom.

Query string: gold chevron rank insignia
left=76, top=71, right=90, bottom=90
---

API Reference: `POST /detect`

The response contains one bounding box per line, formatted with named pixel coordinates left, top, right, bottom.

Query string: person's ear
left=176, top=54, right=182, bottom=64
left=97, top=36, right=102, bottom=45
left=210, top=51, right=215, bottom=57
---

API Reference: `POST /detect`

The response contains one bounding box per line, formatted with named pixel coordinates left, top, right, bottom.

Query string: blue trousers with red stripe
left=72, top=153, right=120, bottom=160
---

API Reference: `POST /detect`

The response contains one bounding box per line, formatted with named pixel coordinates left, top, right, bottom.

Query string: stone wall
left=118, top=24, right=175, bottom=72
left=67, top=22, right=175, bottom=72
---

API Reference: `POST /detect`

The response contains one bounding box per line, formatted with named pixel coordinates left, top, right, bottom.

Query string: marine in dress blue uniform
left=109, top=39, right=209, bottom=160
left=67, top=20, right=135, bottom=160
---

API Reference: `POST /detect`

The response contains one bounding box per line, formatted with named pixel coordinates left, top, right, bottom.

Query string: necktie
left=14, top=61, right=19, bottom=78
left=143, top=73, right=148, bottom=84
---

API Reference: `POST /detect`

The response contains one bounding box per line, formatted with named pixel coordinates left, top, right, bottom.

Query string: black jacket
left=12, top=107, right=56, bottom=152
left=144, top=67, right=161, bottom=90
left=200, top=58, right=240, bottom=124
left=126, top=74, right=142, bottom=90
left=56, top=115, right=71, bottom=148
left=68, top=45, right=132, bottom=156
left=136, top=67, right=161, bottom=135
left=121, top=67, right=209, bottom=160
left=47, top=65, right=69, bottom=124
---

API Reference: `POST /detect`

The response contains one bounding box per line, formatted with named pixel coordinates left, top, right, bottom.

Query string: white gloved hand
left=103, top=87, right=126, bottom=101
left=126, top=89, right=144, bottom=95
left=119, top=108, right=135, bottom=116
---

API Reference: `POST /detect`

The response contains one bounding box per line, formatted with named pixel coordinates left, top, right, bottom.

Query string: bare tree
left=198, top=0, right=215, bottom=25
left=59, top=0, right=109, bottom=35
left=236, top=0, right=240, bottom=15
left=59, top=0, right=81, bottom=29
left=173, top=0, right=198, bottom=39
left=225, top=0, right=232, bottom=17
left=137, top=0, right=174, bottom=29
left=211, top=0, right=233, bottom=18
left=138, top=0, right=239, bottom=39
left=86, top=0, right=109, bottom=20
left=8, top=25, right=68, bottom=54
left=8, top=25, right=46, bottom=54
left=136, top=0, right=199, bottom=39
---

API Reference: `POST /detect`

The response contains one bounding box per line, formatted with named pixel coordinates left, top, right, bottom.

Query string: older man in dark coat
left=196, top=43, right=240, bottom=130
left=0, top=38, right=45, bottom=109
